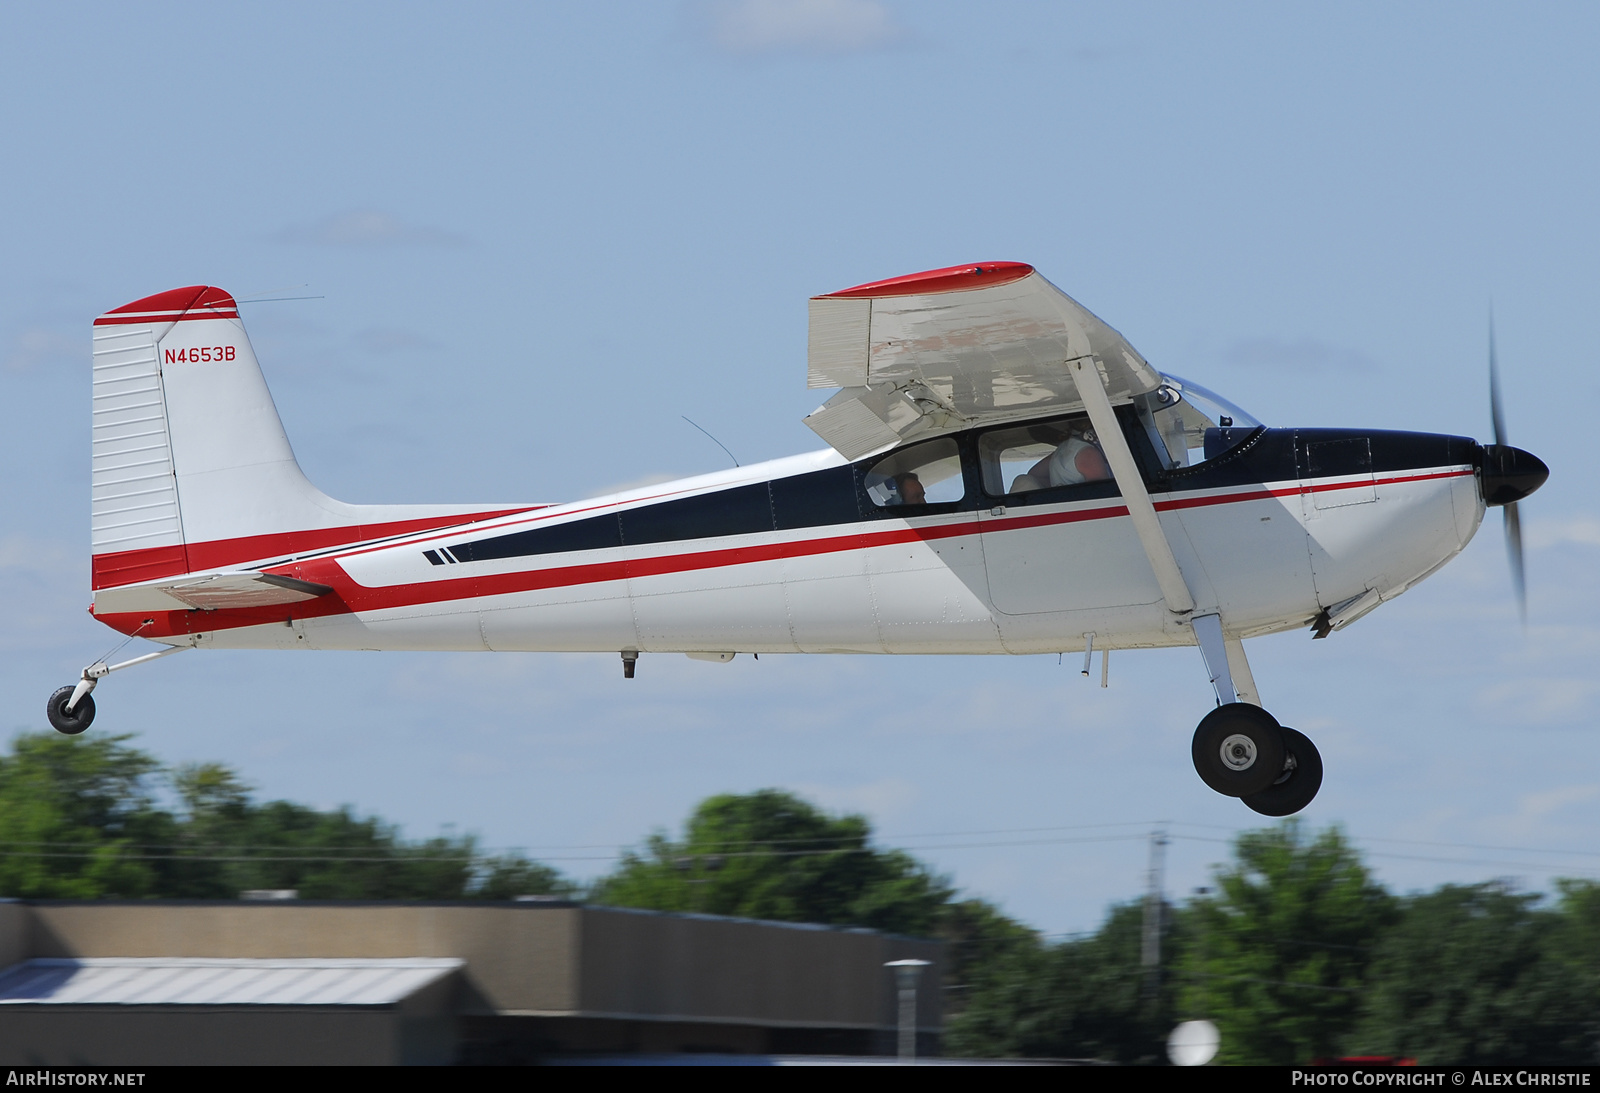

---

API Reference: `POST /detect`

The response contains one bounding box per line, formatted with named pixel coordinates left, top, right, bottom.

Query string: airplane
left=47, top=262, right=1548, bottom=816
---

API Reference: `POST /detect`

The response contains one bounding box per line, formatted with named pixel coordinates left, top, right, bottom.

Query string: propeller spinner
left=1481, top=320, right=1550, bottom=620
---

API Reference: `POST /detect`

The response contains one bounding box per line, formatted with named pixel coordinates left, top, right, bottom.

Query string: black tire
left=46, top=686, right=95, bottom=736
left=1243, top=727, right=1323, bottom=816
left=1191, top=703, right=1286, bottom=797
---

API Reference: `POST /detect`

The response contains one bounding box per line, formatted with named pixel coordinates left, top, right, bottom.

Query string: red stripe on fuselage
left=1152, top=467, right=1472, bottom=513
left=91, top=508, right=540, bottom=590
left=93, top=468, right=1475, bottom=639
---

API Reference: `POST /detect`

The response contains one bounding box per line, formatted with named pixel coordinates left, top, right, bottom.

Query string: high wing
left=92, top=572, right=334, bottom=614
left=803, top=262, right=1164, bottom=459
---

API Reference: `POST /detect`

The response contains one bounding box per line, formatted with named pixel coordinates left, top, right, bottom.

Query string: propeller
left=1490, top=321, right=1523, bottom=621
left=1484, top=317, right=1545, bottom=623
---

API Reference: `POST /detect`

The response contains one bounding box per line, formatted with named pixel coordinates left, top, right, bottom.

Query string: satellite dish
left=1168, top=1019, right=1220, bottom=1066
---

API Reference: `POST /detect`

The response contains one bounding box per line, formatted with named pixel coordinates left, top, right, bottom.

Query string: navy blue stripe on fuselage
left=439, top=426, right=1479, bottom=565
left=448, top=466, right=864, bottom=564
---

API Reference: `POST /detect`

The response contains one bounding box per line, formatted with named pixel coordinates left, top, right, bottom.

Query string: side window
left=978, top=415, right=1113, bottom=497
left=864, top=439, right=965, bottom=508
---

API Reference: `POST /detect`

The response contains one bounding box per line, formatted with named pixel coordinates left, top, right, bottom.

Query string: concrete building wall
left=2, top=901, right=943, bottom=1035
left=0, top=1008, right=423, bottom=1066
left=20, top=902, right=579, bottom=1013
left=577, top=907, right=940, bottom=1032
left=0, top=902, right=26, bottom=971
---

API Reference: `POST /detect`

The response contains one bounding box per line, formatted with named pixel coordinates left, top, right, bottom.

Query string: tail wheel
left=46, top=686, right=95, bottom=736
left=1243, top=727, right=1323, bottom=816
left=1192, top=703, right=1286, bottom=797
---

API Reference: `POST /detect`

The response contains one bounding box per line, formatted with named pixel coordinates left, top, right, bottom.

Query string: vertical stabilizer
left=90, top=286, right=527, bottom=593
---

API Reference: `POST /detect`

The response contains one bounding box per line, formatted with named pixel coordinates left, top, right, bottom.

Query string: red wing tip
left=96, top=285, right=239, bottom=325
left=817, top=262, right=1035, bottom=300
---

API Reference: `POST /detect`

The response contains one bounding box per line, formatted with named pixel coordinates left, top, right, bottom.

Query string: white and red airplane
left=49, top=262, right=1547, bottom=815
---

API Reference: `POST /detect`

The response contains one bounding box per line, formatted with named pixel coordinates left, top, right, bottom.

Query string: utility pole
left=1141, top=825, right=1169, bottom=1001
left=1192, top=885, right=1212, bottom=1018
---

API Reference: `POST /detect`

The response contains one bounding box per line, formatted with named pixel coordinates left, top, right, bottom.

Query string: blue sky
left=2, top=1, right=1598, bottom=933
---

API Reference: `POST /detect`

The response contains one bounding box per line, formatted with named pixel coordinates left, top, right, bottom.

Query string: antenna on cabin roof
left=682, top=416, right=740, bottom=468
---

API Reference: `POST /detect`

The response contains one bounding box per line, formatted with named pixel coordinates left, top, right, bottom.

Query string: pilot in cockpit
left=1010, top=429, right=1112, bottom=492
left=892, top=472, right=927, bottom=506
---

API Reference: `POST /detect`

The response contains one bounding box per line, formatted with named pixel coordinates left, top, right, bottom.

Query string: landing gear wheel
left=1192, top=703, right=1286, bottom=797
left=1242, top=727, right=1323, bottom=816
left=46, top=686, right=95, bottom=736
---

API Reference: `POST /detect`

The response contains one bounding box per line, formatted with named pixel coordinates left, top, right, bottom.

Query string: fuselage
left=93, top=412, right=1485, bottom=657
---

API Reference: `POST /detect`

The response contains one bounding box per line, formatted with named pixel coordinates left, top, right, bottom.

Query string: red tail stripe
left=91, top=508, right=538, bottom=590
left=95, top=285, right=240, bottom=326
left=819, top=261, right=1034, bottom=299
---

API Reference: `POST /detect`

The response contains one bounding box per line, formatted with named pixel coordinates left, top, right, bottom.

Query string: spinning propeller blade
left=1504, top=498, right=1526, bottom=623
left=1488, top=317, right=1529, bottom=623
left=1489, top=315, right=1507, bottom=448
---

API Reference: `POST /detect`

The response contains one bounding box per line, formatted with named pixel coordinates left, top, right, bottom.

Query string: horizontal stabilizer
left=93, top=572, right=334, bottom=614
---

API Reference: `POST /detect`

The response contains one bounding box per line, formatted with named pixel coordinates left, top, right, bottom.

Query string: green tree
left=592, top=789, right=954, bottom=935
left=194, top=799, right=479, bottom=899
left=1176, top=821, right=1395, bottom=1065
left=1549, top=879, right=1600, bottom=1019
left=1548, top=880, right=1600, bottom=1061
left=0, top=732, right=167, bottom=897
left=0, top=731, right=574, bottom=902
left=473, top=853, right=579, bottom=900
left=1351, top=883, right=1592, bottom=1064
left=936, top=896, right=1040, bottom=1020
left=947, top=899, right=1181, bottom=1063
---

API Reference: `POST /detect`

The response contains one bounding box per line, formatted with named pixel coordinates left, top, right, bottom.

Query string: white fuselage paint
left=192, top=451, right=1484, bottom=657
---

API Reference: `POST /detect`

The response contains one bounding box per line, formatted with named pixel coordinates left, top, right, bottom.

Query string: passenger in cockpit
left=1010, top=430, right=1112, bottom=492
left=1045, top=431, right=1111, bottom=486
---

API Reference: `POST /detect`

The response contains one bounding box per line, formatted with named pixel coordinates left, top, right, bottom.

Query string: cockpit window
left=978, top=413, right=1113, bottom=497
left=864, top=438, right=965, bottom=508
left=1138, top=375, right=1262, bottom=470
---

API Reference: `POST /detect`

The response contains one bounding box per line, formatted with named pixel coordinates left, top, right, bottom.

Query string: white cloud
left=698, top=0, right=907, bottom=55
left=276, top=210, right=468, bottom=248
left=1478, top=676, right=1600, bottom=725
left=0, top=536, right=73, bottom=577
left=355, top=327, right=442, bottom=354
left=1223, top=336, right=1378, bottom=373
left=1527, top=515, right=1600, bottom=550
left=1486, top=783, right=1600, bottom=843
left=1516, top=783, right=1600, bottom=819
left=791, top=776, right=918, bottom=819
left=4, top=327, right=78, bottom=372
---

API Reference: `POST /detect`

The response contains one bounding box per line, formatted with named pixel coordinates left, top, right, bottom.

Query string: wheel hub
left=1219, top=733, right=1258, bottom=771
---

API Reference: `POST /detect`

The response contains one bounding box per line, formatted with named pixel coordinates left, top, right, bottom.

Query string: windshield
left=1140, top=375, right=1262, bottom=470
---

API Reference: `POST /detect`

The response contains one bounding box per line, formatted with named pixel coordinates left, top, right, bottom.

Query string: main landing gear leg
left=46, top=642, right=189, bottom=736
left=1189, top=615, right=1322, bottom=814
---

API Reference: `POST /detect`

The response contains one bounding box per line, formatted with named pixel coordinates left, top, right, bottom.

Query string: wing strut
left=1068, top=357, right=1195, bottom=617
left=1067, top=356, right=1270, bottom=706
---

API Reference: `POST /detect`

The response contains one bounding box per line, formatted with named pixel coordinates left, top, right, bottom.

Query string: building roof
left=0, top=957, right=462, bottom=1007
